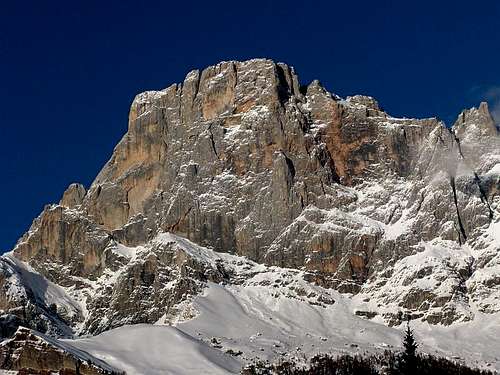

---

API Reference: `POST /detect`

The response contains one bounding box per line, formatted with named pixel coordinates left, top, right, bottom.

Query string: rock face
left=0, top=58, right=499, bottom=346
left=60, top=184, right=87, bottom=209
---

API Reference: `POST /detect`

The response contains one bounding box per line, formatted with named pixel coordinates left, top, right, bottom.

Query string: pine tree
left=403, top=322, right=418, bottom=359
left=400, top=319, right=418, bottom=374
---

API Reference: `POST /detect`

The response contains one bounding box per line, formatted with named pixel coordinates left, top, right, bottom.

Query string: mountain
left=0, top=59, right=498, bottom=374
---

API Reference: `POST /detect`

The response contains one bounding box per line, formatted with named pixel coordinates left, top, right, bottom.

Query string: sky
left=1, top=0, right=499, bottom=251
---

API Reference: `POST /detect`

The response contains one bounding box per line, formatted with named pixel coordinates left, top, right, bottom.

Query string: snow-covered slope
left=1, top=229, right=500, bottom=373
left=66, top=325, right=242, bottom=375
left=53, top=234, right=498, bottom=374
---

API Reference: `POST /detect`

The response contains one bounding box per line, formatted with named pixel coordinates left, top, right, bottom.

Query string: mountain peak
left=1, top=58, right=499, bottom=373
left=453, top=101, right=498, bottom=140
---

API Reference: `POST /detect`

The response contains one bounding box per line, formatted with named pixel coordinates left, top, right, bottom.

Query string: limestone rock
left=60, top=183, right=86, bottom=208
left=14, top=205, right=111, bottom=281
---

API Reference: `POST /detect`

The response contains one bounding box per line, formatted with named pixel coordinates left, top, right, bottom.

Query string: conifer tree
left=402, top=321, right=418, bottom=360
left=400, top=319, right=418, bottom=374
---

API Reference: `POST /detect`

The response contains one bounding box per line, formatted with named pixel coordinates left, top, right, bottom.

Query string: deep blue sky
left=1, top=0, right=499, bottom=251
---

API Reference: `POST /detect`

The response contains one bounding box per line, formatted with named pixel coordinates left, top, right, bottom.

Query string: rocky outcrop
left=0, top=327, right=120, bottom=374
left=60, top=184, right=86, bottom=209
left=2, top=58, right=499, bottom=334
left=0, top=256, right=76, bottom=338
left=81, top=234, right=230, bottom=334
left=14, top=205, right=111, bottom=282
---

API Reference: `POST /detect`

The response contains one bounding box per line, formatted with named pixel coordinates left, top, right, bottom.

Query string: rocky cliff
left=0, top=58, right=499, bottom=371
